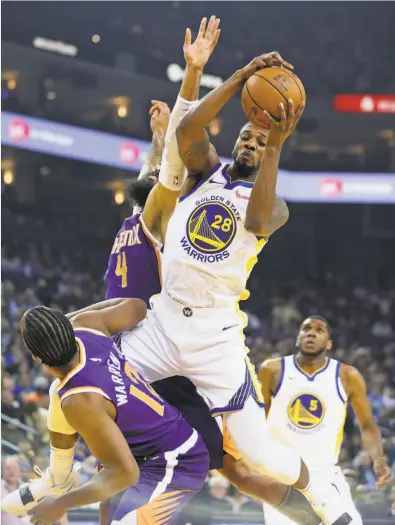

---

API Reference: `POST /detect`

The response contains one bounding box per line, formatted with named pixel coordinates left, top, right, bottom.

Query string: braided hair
left=22, top=306, right=78, bottom=367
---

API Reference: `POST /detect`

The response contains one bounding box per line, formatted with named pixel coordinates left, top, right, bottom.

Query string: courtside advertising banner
left=2, top=112, right=395, bottom=204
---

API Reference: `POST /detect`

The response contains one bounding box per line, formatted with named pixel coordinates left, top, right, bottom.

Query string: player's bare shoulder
left=259, top=358, right=282, bottom=390
left=258, top=358, right=282, bottom=412
left=338, top=362, right=364, bottom=399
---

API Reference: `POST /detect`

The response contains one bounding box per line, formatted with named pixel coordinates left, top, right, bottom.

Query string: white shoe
left=303, top=481, right=352, bottom=525
left=1, top=466, right=78, bottom=516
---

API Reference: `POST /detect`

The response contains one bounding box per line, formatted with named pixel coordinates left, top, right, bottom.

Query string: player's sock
left=50, top=445, right=75, bottom=485
left=277, top=486, right=321, bottom=525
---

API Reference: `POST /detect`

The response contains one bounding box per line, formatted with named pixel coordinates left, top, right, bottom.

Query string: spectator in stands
left=1, top=389, right=25, bottom=443
left=230, top=488, right=262, bottom=514
left=1, top=457, right=30, bottom=525
left=207, top=476, right=233, bottom=512
left=355, top=451, right=377, bottom=489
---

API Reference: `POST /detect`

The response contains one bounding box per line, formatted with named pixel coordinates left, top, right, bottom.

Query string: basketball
left=241, top=66, right=306, bottom=127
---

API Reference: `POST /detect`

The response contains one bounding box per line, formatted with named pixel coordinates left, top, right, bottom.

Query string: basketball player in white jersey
left=119, top=47, right=354, bottom=524
left=260, top=315, right=393, bottom=525
left=3, top=28, right=323, bottom=523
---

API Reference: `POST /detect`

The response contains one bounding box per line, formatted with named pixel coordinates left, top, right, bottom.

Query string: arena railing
left=1, top=413, right=39, bottom=435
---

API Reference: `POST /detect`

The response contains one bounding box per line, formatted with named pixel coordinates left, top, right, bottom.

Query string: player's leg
left=185, top=337, right=352, bottom=525
left=120, top=310, right=179, bottom=383
left=152, top=376, right=224, bottom=470
left=330, top=468, right=363, bottom=525
left=154, top=377, right=321, bottom=525
left=220, top=454, right=321, bottom=525
left=264, top=501, right=299, bottom=525
left=108, top=431, right=209, bottom=525
left=224, top=398, right=352, bottom=524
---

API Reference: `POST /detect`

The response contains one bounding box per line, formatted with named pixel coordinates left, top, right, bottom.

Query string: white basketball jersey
left=267, top=355, right=348, bottom=471
left=162, top=162, right=267, bottom=307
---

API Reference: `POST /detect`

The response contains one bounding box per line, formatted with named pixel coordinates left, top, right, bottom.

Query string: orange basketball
left=241, top=66, right=305, bottom=127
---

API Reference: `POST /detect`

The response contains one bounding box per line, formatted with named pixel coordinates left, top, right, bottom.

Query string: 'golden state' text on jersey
left=267, top=355, right=348, bottom=471
left=162, top=163, right=267, bottom=308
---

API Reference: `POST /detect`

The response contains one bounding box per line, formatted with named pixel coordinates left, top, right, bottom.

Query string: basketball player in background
left=260, top=315, right=393, bottom=525
left=118, top=44, right=354, bottom=523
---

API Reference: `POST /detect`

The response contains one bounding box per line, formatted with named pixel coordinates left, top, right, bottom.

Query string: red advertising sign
left=333, top=95, right=395, bottom=114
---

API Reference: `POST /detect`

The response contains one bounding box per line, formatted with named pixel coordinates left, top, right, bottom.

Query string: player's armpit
left=57, top=393, right=139, bottom=509
left=258, top=358, right=282, bottom=415
left=71, top=298, right=147, bottom=336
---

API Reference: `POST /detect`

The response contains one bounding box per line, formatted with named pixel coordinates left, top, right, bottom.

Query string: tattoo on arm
left=139, top=133, right=165, bottom=178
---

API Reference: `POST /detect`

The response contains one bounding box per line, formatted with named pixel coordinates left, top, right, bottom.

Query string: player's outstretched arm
left=245, top=99, right=304, bottom=238
left=65, top=297, right=126, bottom=319
left=143, top=16, right=221, bottom=241
left=343, top=364, right=393, bottom=488
left=28, top=393, right=139, bottom=524
left=137, top=104, right=170, bottom=181
left=70, top=298, right=147, bottom=336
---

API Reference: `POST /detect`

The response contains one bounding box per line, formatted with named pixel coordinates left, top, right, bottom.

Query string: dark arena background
left=1, top=2, right=395, bottom=524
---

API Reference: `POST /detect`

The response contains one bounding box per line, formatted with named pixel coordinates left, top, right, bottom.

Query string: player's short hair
left=303, top=315, right=332, bottom=338
left=125, top=175, right=157, bottom=209
left=22, top=306, right=77, bottom=367
left=240, top=122, right=270, bottom=135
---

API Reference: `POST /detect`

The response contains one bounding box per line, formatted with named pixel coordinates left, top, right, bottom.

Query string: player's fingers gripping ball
left=241, top=66, right=306, bottom=128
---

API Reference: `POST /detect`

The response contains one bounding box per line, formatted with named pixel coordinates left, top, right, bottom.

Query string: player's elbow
left=244, top=215, right=273, bottom=237
left=245, top=204, right=289, bottom=237
left=118, top=464, right=140, bottom=489
left=124, top=298, right=147, bottom=327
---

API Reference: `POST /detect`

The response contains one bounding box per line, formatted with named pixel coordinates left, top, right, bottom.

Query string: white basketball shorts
left=120, top=292, right=264, bottom=415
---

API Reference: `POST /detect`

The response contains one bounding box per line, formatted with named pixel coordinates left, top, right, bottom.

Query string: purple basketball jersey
left=104, top=214, right=162, bottom=306
left=58, top=329, right=192, bottom=459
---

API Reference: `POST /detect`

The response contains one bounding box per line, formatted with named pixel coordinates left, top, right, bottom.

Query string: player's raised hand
left=374, top=457, right=393, bottom=489
left=264, top=99, right=305, bottom=144
left=240, top=52, right=294, bottom=81
left=183, top=15, right=221, bottom=70
left=149, top=100, right=170, bottom=136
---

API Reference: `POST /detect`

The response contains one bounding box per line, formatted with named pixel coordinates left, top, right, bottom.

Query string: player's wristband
left=158, top=96, right=196, bottom=191
left=374, top=456, right=386, bottom=463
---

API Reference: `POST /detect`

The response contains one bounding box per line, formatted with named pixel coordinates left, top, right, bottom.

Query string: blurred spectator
left=1, top=456, right=30, bottom=525
left=207, top=476, right=233, bottom=512
left=230, top=488, right=262, bottom=514
left=354, top=451, right=377, bottom=490
left=23, top=402, right=49, bottom=445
